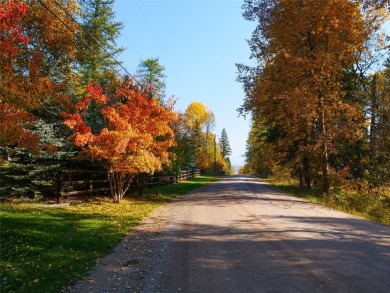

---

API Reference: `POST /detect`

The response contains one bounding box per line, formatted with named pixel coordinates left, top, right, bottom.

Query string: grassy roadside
left=0, top=176, right=219, bottom=293
left=265, top=178, right=390, bottom=225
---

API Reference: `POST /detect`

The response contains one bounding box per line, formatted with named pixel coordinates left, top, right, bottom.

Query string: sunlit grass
left=0, top=176, right=219, bottom=293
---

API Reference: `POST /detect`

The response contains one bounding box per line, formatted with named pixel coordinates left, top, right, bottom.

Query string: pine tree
left=136, top=58, right=166, bottom=102
left=77, top=0, right=124, bottom=88
left=220, top=129, right=232, bottom=159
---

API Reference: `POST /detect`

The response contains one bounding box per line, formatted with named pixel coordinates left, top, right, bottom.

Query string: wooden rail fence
left=56, top=169, right=201, bottom=203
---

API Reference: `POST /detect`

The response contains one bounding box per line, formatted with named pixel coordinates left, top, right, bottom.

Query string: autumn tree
left=195, top=132, right=215, bottom=171
left=183, top=102, right=220, bottom=170
left=165, top=111, right=192, bottom=173
left=183, top=102, right=209, bottom=164
left=366, top=61, right=390, bottom=186
left=239, top=0, right=367, bottom=193
left=0, top=0, right=81, bottom=197
left=62, top=81, right=178, bottom=203
left=1, top=0, right=77, bottom=151
left=0, top=0, right=35, bottom=151
left=193, top=131, right=226, bottom=173
left=184, top=102, right=210, bottom=135
left=243, top=118, right=274, bottom=177
left=135, top=58, right=166, bottom=102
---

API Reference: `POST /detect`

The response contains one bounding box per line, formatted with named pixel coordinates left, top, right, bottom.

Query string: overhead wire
left=50, top=0, right=143, bottom=86
left=119, top=32, right=143, bottom=61
left=134, top=0, right=184, bottom=89
left=37, top=0, right=143, bottom=87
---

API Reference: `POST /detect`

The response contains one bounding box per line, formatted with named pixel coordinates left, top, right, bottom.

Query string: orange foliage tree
left=239, top=0, right=367, bottom=193
left=62, top=81, right=178, bottom=203
left=0, top=0, right=77, bottom=152
left=0, top=0, right=37, bottom=151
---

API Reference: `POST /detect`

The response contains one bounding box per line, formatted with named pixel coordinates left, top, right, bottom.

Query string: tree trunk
left=136, top=174, right=147, bottom=197
left=370, top=74, right=377, bottom=152
left=303, top=158, right=311, bottom=189
left=299, top=168, right=304, bottom=190
left=319, top=99, right=330, bottom=194
left=108, top=171, right=133, bottom=203
left=56, top=171, right=63, bottom=204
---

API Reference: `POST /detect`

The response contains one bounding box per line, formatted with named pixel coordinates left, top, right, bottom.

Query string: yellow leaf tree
left=239, top=0, right=367, bottom=193
left=183, top=102, right=216, bottom=169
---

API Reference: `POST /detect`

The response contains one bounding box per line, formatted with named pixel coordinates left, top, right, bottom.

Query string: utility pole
left=214, top=134, right=217, bottom=175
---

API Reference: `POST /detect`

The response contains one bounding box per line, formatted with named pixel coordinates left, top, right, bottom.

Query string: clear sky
left=113, top=0, right=256, bottom=166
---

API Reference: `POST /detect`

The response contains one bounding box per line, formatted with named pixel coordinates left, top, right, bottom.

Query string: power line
left=50, top=0, right=143, bottom=87
left=134, top=0, right=183, bottom=88
left=37, top=0, right=125, bottom=80
left=38, top=0, right=143, bottom=87
left=119, top=31, right=143, bottom=61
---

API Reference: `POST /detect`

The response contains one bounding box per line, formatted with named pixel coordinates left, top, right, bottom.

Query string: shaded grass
left=265, top=178, right=390, bottom=225
left=0, top=176, right=219, bottom=293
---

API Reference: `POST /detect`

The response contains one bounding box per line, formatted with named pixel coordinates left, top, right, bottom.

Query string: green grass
left=0, top=176, right=219, bottom=293
left=265, top=178, right=390, bottom=225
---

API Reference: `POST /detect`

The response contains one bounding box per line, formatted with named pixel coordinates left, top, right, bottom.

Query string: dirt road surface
left=143, top=175, right=390, bottom=293
left=70, top=175, right=390, bottom=293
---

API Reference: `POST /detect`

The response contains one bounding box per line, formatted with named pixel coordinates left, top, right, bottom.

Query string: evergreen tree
left=77, top=0, right=124, bottom=88
left=136, top=58, right=166, bottom=102
left=219, top=129, right=232, bottom=159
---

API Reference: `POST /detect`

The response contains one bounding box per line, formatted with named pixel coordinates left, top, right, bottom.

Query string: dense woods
left=238, top=0, right=389, bottom=209
left=0, top=0, right=232, bottom=203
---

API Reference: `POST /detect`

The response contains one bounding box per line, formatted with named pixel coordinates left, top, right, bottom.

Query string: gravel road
left=70, top=175, right=390, bottom=293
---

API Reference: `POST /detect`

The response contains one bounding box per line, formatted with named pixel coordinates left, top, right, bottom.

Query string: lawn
left=0, top=176, right=219, bottom=293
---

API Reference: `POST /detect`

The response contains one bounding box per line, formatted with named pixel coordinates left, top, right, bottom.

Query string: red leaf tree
left=0, top=1, right=38, bottom=151
left=62, top=81, right=178, bottom=203
left=1, top=0, right=77, bottom=153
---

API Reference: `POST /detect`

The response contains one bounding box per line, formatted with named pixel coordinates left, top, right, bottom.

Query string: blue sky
left=113, top=0, right=256, bottom=166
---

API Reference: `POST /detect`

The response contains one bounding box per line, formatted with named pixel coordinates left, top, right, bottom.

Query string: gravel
left=67, top=175, right=390, bottom=293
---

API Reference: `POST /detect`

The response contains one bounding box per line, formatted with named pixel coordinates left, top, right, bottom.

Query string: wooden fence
left=56, top=169, right=200, bottom=203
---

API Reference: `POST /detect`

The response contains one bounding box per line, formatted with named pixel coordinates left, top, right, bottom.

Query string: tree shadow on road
left=145, top=215, right=390, bottom=293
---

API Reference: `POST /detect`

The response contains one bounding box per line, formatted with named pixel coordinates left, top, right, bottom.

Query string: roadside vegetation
left=238, top=0, right=389, bottom=225
left=0, top=176, right=219, bottom=293
left=1, top=2, right=230, bottom=291
left=1, top=0, right=233, bottom=204
left=264, top=174, right=390, bottom=225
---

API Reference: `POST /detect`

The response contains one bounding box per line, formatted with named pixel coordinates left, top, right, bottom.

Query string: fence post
left=89, top=173, right=93, bottom=195
left=56, top=171, right=63, bottom=204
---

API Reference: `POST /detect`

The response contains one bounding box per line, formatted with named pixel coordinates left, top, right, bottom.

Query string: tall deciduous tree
left=367, top=61, right=390, bottom=186
left=183, top=102, right=217, bottom=169
left=239, top=0, right=367, bottom=193
left=136, top=58, right=166, bottom=102
left=62, top=81, right=178, bottom=203
left=1, top=0, right=77, bottom=153
left=0, top=0, right=35, bottom=152
left=243, top=118, right=275, bottom=177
